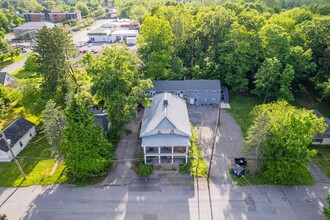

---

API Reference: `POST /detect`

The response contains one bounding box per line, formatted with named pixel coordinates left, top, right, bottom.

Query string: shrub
left=137, top=163, right=153, bottom=176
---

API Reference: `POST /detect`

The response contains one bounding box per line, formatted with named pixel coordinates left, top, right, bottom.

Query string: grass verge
left=230, top=166, right=315, bottom=186
left=180, top=126, right=207, bottom=177
left=0, top=134, right=67, bottom=187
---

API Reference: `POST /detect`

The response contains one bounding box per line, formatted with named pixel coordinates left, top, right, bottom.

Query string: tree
left=252, top=57, right=282, bottom=102
left=61, top=96, right=113, bottom=181
left=244, top=101, right=326, bottom=184
left=86, top=44, right=152, bottom=135
left=24, top=53, right=40, bottom=72
left=138, top=15, right=174, bottom=79
left=34, top=26, right=77, bottom=106
left=75, top=1, right=89, bottom=17
left=41, top=100, right=66, bottom=156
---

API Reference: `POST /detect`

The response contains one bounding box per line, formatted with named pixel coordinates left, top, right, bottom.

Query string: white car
left=88, top=43, right=92, bottom=47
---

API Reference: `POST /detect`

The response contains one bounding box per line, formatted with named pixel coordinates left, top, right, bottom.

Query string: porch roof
left=141, top=134, right=190, bottom=147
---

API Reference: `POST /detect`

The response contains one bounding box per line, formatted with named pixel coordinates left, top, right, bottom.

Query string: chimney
left=163, top=99, right=168, bottom=106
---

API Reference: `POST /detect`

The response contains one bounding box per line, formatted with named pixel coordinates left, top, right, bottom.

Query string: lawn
left=226, top=92, right=263, bottom=137
left=0, top=55, right=24, bottom=69
left=0, top=134, right=67, bottom=187
left=11, top=68, right=39, bottom=79
left=311, top=146, right=330, bottom=178
left=0, top=105, right=41, bottom=130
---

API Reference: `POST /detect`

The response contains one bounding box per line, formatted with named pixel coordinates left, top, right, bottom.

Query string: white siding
left=89, top=35, right=108, bottom=42
left=0, top=126, right=36, bottom=162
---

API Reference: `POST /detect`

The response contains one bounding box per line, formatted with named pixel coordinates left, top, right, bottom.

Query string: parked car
left=88, top=43, right=92, bottom=47
left=21, top=48, right=27, bottom=53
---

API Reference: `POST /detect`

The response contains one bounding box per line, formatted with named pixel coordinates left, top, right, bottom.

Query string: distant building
left=87, top=27, right=138, bottom=45
left=23, top=10, right=81, bottom=23
left=0, top=72, right=16, bottom=87
left=0, top=118, right=36, bottom=162
left=12, top=21, right=55, bottom=38
left=146, top=80, right=221, bottom=105
left=312, top=110, right=330, bottom=145
left=140, top=93, right=191, bottom=165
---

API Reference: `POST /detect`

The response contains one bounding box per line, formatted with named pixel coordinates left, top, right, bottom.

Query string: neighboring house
left=140, top=92, right=191, bottom=165
left=312, top=110, right=330, bottom=145
left=0, top=117, right=36, bottom=162
left=146, top=80, right=221, bottom=105
left=23, top=10, right=81, bottom=22
left=12, top=21, right=55, bottom=38
left=0, top=72, right=16, bottom=87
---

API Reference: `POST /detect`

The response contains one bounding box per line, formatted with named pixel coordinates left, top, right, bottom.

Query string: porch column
left=158, top=147, right=161, bottom=164
left=186, top=146, right=188, bottom=164
left=144, top=155, right=146, bottom=164
left=171, top=147, right=174, bottom=164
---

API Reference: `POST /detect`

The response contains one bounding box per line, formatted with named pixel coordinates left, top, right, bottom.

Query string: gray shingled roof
left=94, top=114, right=109, bottom=132
left=0, top=72, right=14, bottom=85
left=12, top=21, right=55, bottom=30
left=140, top=93, right=191, bottom=138
left=0, top=117, right=35, bottom=153
left=150, top=80, right=221, bottom=91
left=313, top=110, right=330, bottom=139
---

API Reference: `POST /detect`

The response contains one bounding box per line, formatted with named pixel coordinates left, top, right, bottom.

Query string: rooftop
left=150, top=80, right=221, bottom=91
left=0, top=72, right=15, bottom=85
left=140, top=92, right=191, bottom=138
left=87, top=27, right=111, bottom=35
left=12, top=21, right=55, bottom=30
left=0, top=117, right=35, bottom=153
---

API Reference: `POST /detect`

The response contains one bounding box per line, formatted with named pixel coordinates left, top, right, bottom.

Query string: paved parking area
left=188, top=105, right=244, bottom=184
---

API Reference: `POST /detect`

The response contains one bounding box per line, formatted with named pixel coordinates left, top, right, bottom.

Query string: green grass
left=11, top=68, right=39, bottom=79
left=0, top=55, right=24, bottom=69
left=293, top=93, right=330, bottom=118
left=230, top=167, right=315, bottom=186
left=227, top=92, right=263, bottom=137
left=0, top=105, right=41, bottom=130
left=311, top=146, right=330, bottom=178
left=0, top=134, right=67, bottom=187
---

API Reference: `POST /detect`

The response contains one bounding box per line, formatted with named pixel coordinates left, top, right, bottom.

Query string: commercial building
left=87, top=27, right=138, bottom=45
left=23, top=10, right=81, bottom=23
left=12, top=21, right=55, bottom=38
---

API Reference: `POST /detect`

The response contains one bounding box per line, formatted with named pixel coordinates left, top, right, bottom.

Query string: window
left=194, top=91, right=198, bottom=94
left=29, top=133, right=32, bottom=137
left=19, top=141, right=23, bottom=147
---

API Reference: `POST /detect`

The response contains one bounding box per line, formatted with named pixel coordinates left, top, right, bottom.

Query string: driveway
left=102, top=111, right=142, bottom=186
left=188, top=105, right=244, bottom=184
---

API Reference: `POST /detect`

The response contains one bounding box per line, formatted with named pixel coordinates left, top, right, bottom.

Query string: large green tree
left=244, top=101, right=326, bottom=184
left=138, top=15, right=174, bottom=79
left=86, top=44, right=152, bottom=134
left=61, top=96, right=113, bottom=181
left=34, top=26, right=77, bottom=106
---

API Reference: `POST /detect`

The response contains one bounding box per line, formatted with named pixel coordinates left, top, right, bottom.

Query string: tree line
left=135, top=1, right=330, bottom=103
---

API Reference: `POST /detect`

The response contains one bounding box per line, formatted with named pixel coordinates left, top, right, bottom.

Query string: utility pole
left=207, top=92, right=221, bottom=182
left=1, top=131, right=26, bottom=179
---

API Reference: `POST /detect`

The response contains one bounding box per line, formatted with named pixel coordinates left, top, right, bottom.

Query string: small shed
left=0, top=117, right=36, bottom=162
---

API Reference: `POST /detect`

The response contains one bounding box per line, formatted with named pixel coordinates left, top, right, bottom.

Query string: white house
left=0, top=117, right=36, bottom=162
left=140, top=93, right=191, bottom=165
left=0, top=72, right=16, bottom=87
left=312, top=110, right=330, bottom=145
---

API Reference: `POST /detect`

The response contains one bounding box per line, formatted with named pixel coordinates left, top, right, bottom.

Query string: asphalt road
left=0, top=54, right=28, bottom=73
left=0, top=180, right=328, bottom=220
